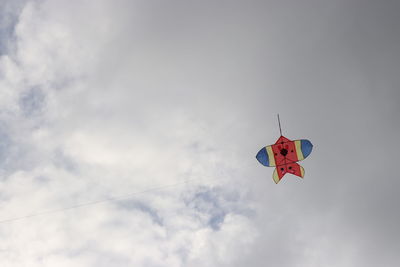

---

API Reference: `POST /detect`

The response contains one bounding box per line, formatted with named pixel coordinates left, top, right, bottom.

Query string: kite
left=256, top=115, right=313, bottom=184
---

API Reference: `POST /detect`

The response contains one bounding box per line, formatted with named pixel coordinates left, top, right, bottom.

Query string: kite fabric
left=256, top=135, right=313, bottom=184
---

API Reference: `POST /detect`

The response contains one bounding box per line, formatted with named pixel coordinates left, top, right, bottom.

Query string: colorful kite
left=256, top=115, right=313, bottom=183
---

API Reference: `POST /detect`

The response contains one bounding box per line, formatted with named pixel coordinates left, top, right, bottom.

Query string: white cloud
left=0, top=1, right=257, bottom=266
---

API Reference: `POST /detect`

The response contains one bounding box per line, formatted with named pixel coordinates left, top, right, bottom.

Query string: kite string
left=0, top=147, right=259, bottom=225
left=0, top=176, right=228, bottom=225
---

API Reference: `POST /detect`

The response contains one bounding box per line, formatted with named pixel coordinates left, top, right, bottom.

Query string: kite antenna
left=277, top=114, right=282, bottom=136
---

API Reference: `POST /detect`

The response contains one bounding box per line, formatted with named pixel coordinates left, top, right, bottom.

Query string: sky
left=0, top=0, right=399, bottom=266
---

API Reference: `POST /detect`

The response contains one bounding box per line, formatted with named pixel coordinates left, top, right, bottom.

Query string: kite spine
left=277, top=114, right=282, bottom=136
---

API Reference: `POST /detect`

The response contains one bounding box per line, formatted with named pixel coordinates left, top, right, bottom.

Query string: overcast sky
left=0, top=0, right=399, bottom=266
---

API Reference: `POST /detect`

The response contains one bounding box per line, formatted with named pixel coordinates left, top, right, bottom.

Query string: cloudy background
left=0, top=0, right=399, bottom=266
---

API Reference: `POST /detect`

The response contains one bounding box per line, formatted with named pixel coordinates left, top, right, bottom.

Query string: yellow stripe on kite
left=300, top=165, right=305, bottom=178
left=266, top=146, right=276, bottom=166
left=295, top=140, right=304, bottom=161
left=273, top=168, right=280, bottom=184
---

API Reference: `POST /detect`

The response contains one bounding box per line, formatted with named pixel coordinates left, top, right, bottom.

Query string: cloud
left=1, top=0, right=400, bottom=266
left=0, top=1, right=257, bottom=266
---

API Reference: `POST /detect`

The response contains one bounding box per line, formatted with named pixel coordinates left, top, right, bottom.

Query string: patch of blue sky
left=0, top=122, right=13, bottom=175
left=117, top=199, right=163, bottom=226
left=0, top=0, right=27, bottom=55
left=185, top=186, right=253, bottom=230
left=18, top=87, right=46, bottom=117
left=53, top=148, right=79, bottom=174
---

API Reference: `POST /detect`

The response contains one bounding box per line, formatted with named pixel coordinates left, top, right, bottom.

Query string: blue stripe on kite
left=301, top=140, right=313, bottom=158
left=256, top=147, right=269, bottom=166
